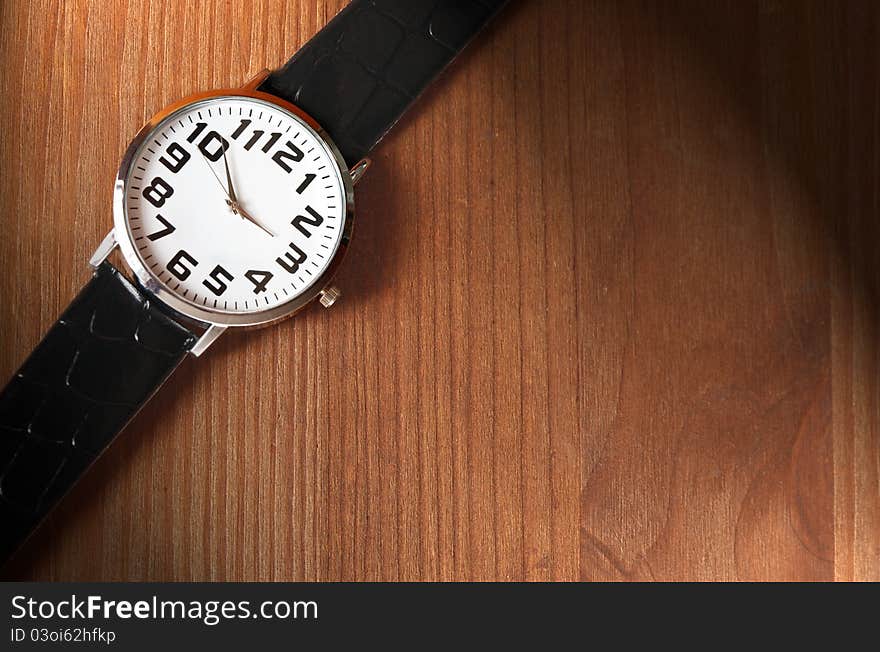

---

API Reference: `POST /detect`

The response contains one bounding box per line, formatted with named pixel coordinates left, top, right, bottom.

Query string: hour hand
left=225, top=198, right=277, bottom=237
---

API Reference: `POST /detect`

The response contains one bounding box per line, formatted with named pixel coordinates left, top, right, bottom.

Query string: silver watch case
left=106, top=72, right=356, bottom=331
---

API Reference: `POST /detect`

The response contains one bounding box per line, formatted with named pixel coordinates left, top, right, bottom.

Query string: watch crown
left=319, top=285, right=341, bottom=308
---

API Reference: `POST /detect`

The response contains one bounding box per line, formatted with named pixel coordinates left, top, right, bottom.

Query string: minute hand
left=221, top=147, right=277, bottom=237
left=221, top=145, right=239, bottom=203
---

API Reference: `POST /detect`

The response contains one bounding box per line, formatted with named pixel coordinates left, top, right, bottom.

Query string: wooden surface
left=1, top=0, right=878, bottom=581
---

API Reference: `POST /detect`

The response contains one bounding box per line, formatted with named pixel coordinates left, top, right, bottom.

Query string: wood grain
left=1, top=0, right=878, bottom=581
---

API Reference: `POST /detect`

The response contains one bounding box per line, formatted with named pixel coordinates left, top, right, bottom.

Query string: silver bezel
left=113, top=88, right=355, bottom=328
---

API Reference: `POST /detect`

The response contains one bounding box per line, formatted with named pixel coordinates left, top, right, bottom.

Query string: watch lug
left=190, top=324, right=227, bottom=357
left=348, top=158, right=371, bottom=186
left=241, top=68, right=270, bottom=91
left=89, top=229, right=118, bottom=269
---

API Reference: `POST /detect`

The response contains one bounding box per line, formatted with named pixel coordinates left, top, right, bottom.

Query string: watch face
left=114, top=92, right=353, bottom=326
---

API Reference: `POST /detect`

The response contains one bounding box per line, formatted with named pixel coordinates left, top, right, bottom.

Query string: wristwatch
left=0, top=0, right=508, bottom=564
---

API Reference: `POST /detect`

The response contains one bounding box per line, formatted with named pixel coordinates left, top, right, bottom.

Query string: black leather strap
left=0, top=263, right=197, bottom=563
left=259, top=0, right=509, bottom=165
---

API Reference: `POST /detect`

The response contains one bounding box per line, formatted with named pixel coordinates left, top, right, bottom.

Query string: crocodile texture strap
left=259, top=0, right=509, bottom=165
left=0, top=263, right=197, bottom=563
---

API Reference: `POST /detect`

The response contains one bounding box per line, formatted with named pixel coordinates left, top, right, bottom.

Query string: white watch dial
left=121, top=95, right=348, bottom=316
